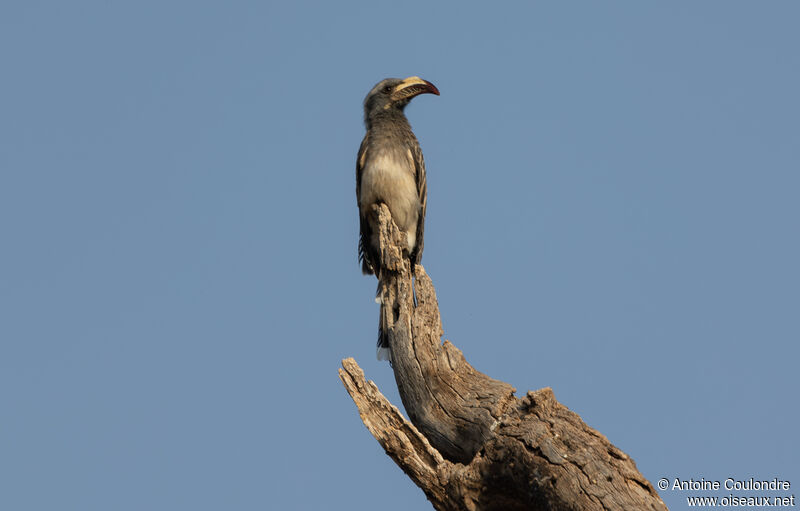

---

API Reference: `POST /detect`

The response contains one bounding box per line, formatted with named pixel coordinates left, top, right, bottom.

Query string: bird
left=356, top=76, right=439, bottom=360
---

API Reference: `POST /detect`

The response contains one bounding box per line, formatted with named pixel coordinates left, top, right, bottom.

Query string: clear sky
left=1, top=2, right=798, bottom=510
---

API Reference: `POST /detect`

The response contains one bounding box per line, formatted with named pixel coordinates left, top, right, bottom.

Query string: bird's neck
left=366, top=108, right=411, bottom=132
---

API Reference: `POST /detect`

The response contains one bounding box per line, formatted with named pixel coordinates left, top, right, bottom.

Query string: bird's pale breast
left=359, top=150, right=420, bottom=252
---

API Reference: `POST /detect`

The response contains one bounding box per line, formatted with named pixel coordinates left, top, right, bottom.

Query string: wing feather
left=356, top=134, right=375, bottom=274
left=410, top=142, right=427, bottom=267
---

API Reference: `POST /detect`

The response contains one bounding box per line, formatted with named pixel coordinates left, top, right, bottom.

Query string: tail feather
left=376, top=286, right=391, bottom=362
left=376, top=346, right=391, bottom=361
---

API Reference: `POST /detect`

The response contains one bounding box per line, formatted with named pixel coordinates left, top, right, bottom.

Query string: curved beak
left=391, top=76, right=440, bottom=101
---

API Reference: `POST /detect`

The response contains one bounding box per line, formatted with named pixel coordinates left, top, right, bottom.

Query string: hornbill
left=356, top=76, right=439, bottom=360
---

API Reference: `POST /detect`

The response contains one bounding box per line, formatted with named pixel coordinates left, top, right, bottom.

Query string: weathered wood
left=341, top=204, right=668, bottom=510
left=374, top=204, right=517, bottom=463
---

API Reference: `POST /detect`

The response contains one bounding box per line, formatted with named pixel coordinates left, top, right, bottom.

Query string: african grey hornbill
left=356, top=76, right=439, bottom=360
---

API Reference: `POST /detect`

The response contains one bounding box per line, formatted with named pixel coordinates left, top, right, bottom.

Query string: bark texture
left=340, top=204, right=668, bottom=511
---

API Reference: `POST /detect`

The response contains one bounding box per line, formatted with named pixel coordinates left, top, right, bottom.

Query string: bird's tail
left=376, top=317, right=390, bottom=361
left=375, top=282, right=391, bottom=362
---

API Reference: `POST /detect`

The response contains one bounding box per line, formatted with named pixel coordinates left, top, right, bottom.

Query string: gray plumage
left=356, top=76, right=439, bottom=359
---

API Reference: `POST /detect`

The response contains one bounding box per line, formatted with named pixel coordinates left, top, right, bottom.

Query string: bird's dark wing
left=410, top=142, right=427, bottom=267
left=356, top=133, right=375, bottom=275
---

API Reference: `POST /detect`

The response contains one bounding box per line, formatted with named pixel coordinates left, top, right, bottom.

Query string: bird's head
left=363, top=76, right=439, bottom=123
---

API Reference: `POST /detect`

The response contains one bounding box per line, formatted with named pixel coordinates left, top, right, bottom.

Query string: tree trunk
left=340, top=204, right=668, bottom=511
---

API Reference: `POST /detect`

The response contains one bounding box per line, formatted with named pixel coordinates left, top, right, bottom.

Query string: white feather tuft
left=376, top=346, right=392, bottom=362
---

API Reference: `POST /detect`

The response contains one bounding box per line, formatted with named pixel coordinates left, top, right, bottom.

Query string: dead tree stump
left=340, top=204, right=668, bottom=511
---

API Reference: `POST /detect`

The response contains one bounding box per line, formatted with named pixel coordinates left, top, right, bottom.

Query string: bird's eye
left=383, top=85, right=393, bottom=94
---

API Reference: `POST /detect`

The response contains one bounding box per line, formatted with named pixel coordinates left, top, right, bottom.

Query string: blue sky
left=1, top=2, right=798, bottom=510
